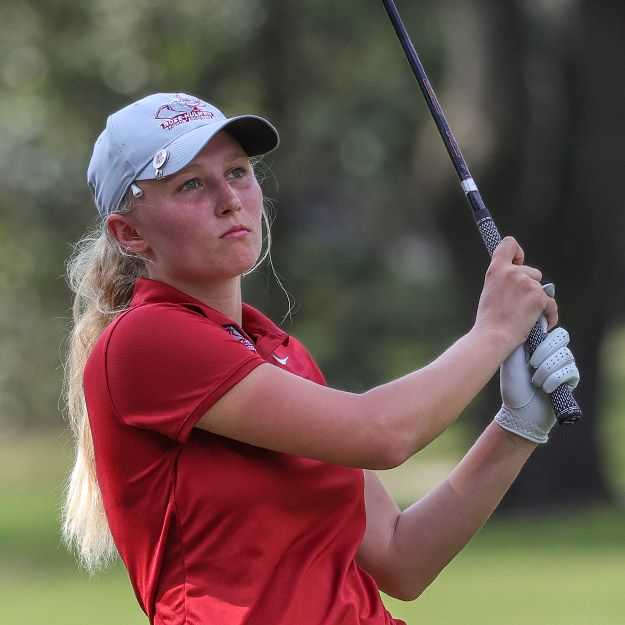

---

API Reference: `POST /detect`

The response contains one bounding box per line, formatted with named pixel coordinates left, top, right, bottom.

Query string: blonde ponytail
left=62, top=165, right=276, bottom=574
left=61, top=194, right=147, bottom=573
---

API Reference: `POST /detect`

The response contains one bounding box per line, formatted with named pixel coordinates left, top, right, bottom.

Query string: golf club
left=381, top=0, right=581, bottom=424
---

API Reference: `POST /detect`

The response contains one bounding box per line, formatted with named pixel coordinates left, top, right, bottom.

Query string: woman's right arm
left=195, top=237, right=556, bottom=469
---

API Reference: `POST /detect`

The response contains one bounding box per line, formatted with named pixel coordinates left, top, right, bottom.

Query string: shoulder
left=90, top=302, right=235, bottom=376
left=109, top=301, right=219, bottom=341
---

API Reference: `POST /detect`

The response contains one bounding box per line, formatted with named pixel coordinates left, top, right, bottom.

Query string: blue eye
left=181, top=178, right=200, bottom=191
left=228, top=167, right=246, bottom=179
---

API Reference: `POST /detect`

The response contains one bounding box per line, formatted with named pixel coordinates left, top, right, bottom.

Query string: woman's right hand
left=473, top=236, right=557, bottom=350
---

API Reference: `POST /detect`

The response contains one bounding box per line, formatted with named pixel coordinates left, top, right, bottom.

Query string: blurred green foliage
left=0, top=0, right=623, bottom=505
left=0, top=0, right=457, bottom=426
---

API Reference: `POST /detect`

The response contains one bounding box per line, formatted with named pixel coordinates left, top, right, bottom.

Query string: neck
left=199, top=284, right=244, bottom=325
left=155, top=275, right=244, bottom=325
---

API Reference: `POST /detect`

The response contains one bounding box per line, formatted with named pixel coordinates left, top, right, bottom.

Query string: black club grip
left=474, top=211, right=582, bottom=425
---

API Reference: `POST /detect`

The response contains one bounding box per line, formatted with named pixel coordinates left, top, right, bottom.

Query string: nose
left=215, top=180, right=241, bottom=215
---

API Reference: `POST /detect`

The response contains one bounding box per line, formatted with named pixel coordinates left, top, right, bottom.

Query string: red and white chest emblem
left=224, top=326, right=256, bottom=351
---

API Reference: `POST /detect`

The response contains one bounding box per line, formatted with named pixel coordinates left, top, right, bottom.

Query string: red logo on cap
left=155, top=95, right=216, bottom=130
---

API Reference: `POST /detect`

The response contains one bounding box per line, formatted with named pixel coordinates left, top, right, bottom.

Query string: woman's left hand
left=495, top=290, right=580, bottom=444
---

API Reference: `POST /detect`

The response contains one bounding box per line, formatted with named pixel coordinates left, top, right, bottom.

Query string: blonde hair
left=62, top=181, right=276, bottom=574
left=62, top=192, right=147, bottom=573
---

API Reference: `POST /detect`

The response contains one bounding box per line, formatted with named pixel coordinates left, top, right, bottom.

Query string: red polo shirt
left=84, top=278, right=404, bottom=625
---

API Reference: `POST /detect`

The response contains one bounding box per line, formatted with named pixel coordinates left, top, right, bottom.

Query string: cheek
left=243, top=183, right=265, bottom=225
left=247, top=181, right=264, bottom=212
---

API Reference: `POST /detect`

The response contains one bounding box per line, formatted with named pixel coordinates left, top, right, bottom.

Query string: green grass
left=0, top=566, right=146, bottom=625
left=384, top=551, right=625, bottom=625
left=384, top=509, right=625, bottom=624
left=1, top=428, right=624, bottom=625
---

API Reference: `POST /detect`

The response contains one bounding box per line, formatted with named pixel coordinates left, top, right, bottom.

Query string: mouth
left=221, top=224, right=250, bottom=239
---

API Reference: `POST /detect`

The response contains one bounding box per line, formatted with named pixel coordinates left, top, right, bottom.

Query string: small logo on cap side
left=152, top=149, right=169, bottom=179
left=155, top=95, right=216, bottom=131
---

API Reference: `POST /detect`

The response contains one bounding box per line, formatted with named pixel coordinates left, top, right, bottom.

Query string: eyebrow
left=168, top=150, right=249, bottom=180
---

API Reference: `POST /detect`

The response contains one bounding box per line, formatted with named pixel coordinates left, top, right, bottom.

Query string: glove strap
left=494, top=405, right=549, bottom=444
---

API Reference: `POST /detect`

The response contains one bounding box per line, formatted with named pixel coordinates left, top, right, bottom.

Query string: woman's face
left=129, top=131, right=264, bottom=291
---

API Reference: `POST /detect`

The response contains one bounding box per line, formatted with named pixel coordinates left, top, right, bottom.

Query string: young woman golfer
left=63, top=92, right=579, bottom=625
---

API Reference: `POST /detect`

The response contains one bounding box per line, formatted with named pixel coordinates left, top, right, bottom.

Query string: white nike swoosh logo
left=272, top=354, right=289, bottom=365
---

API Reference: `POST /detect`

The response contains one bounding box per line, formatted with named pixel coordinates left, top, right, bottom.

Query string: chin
left=239, top=247, right=264, bottom=273
left=224, top=255, right=263, bottom=279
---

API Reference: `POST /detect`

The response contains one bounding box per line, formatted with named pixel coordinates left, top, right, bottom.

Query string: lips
left=221, top=224, right=249, bottom=239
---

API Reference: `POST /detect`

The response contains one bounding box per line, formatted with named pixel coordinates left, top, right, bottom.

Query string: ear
left=107, top=214, right=150, bottom=255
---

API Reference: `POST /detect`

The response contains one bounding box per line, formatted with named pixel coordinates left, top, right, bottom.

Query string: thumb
left=500, top=344, right=535, bottom=408
left=537, top=283, right=555, bottom=332
left=492, top=236, right=524, bottom=265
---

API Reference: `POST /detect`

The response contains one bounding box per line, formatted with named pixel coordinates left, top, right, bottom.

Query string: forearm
left=361, top=326, right=516, bottom=463
left=200, top=325, right=514, bottom=470
left=386, top=422, right=536, bottom=599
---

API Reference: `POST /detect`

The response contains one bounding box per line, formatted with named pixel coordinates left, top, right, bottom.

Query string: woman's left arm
left=357, top=321, right=579, bottom=600
left=356, top=422, right=535, bottom=601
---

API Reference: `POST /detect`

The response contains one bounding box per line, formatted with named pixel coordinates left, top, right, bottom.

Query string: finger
left=542, top=282, right=555, bottom=298
left=492, top=236, right=524, bottom=265
left=529, top=327, right=570, bottom=367
left=542, top=295, right=558, bottom=330
left=540, top=282, right=557, bottom=329
left=531, top=346, right=575, bottom=388
left=536, top=284, right=555, bottom=332
left=521, top=266, right=544, bottom=283
left=540, top=363, right=580, bottom=394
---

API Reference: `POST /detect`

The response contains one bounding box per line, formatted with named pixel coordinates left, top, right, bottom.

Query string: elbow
left=382, top=570, right=438, bottom=602
left=363, top=422, right=415, bottom=470
left=374, top=440, right=413, bottom=470
left=377, top=573, right=431, bottom=602
left=391, top=589, right=422, bottom=603
left=358, top=391, right=429, bottom=470
left=393, top=580, right=429, bottom=602
left=387, top=589, right=425, bottom=602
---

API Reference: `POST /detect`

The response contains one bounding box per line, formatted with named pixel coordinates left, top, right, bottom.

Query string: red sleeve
left=104, top=303, right=265, bottom=443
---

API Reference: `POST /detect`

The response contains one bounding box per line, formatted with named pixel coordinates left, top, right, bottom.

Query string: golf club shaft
left=381, top=0, right=581, bottom=424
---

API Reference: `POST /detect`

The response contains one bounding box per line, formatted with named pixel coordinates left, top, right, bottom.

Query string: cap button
left=153, top=149, right=169, bottom=179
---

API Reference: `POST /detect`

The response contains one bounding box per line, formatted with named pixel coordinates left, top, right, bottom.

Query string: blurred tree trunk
left=430, top=0, right=625, bottom=508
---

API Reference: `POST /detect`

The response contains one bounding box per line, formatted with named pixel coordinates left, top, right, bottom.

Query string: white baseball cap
left=87, top=93, right=279, bottom=217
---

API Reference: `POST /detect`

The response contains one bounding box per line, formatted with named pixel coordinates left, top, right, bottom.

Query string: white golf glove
left=494, top=286, right=580, bottom=444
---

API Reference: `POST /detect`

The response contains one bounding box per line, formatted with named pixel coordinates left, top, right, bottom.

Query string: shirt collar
left=131, top=278, right=289, bottom=356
